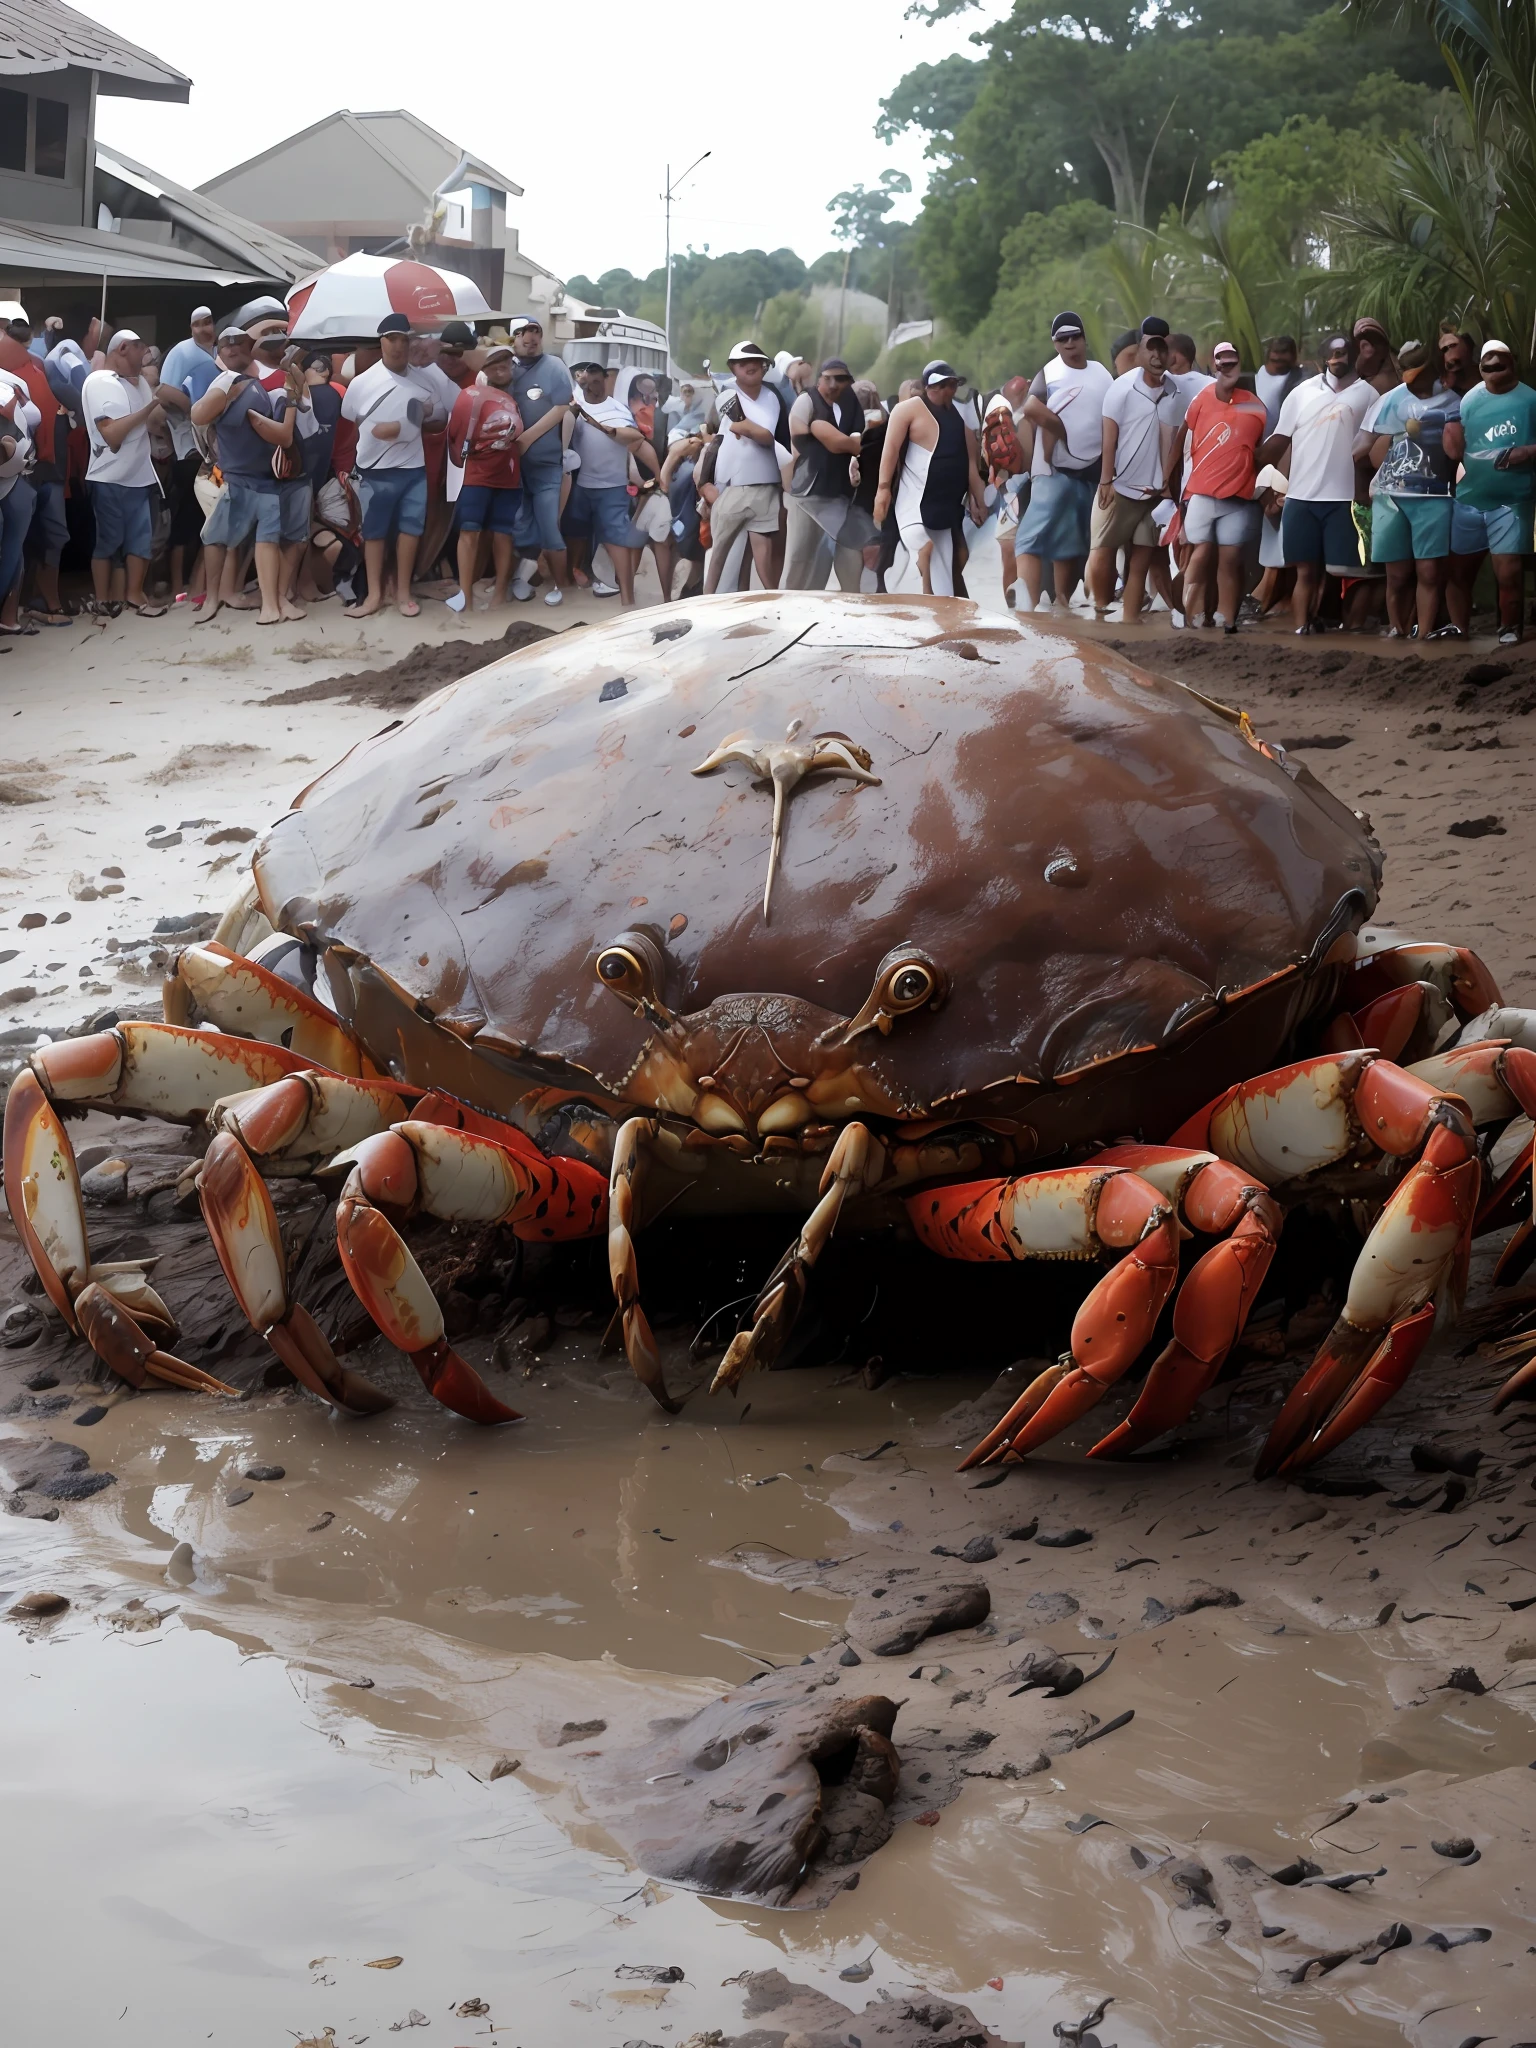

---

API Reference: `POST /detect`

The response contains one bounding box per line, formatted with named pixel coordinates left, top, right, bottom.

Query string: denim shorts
left=90, top=479, right=154, bottom=560
left=514, top=465, right=565, bottom=555
left=356, top=465, right=428, bottom=540
left=26, top=478, right=68, bottom=565
left=1183, top=494, right=1261, bottom=548
left=1371, top=493, right=1453, bottom=563
left=1281, top=497, right=1360, bottom=573
left=1451, top=496, right=1533, bottom=558
left=1015, top=468, right=1096, bottom=560
left=457, top=483, right=522, bottom=535
left=566, top=482, right=643, bottom=551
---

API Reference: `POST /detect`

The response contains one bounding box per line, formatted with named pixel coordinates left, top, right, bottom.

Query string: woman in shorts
left=1362, top=338, right=1460, bottom=639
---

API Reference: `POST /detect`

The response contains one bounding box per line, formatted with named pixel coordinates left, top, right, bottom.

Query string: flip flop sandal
left=0, top=621, right=39, bottom=636
left=129, top=602, right=168, bottom=618
left=34, top=613, right=73, bottom=627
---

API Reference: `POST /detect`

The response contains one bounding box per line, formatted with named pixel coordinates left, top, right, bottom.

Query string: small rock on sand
left=165, top=1541, right=196, bottom=1585
left=8, top=1590, right=69, bottom=1618
left=244, top=1464, right=285, bottom=1481
left=852, top=1578, right=991, bottom=1657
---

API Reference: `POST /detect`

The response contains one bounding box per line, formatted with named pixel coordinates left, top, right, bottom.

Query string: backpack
left=982, top=401, right=1025, bottom=478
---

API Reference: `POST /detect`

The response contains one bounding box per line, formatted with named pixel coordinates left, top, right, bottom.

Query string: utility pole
left=663, top=152, right=710, bottom=374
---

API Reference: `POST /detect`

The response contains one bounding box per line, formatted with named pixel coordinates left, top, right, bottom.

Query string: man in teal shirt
left=1447, top=338, right=1536, bottom=642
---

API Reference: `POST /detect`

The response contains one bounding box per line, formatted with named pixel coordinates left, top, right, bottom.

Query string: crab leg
left=608, top=1117, right=676, bottom=1413
left=1253, top=1073, right=1481, bottom=1475
left=197, top=1133, right=394, bottom=1415
left=165, top=941, right=378, bottom=1078
left=1083, top=1147, right=1283, bottom=1459
left=3, top=1034, right=327, bottom=1392
left=331, top=1120, right=603, bottom=1424
left=904, top=1167, right=1180, bottom=1466
left=1342, top=943, right=1503, bottom=1025
left=711, top=1122, right=888, bottom=1396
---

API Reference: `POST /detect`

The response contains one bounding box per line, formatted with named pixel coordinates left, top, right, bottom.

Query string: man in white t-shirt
left=1086, top=316, right=1187, bottom=619
left=1263, top=333, right=1378, bottom=633
left=82, top=329, right=166, bottom=617
left=702, top=339, right=790, bottom=593
left=1017, top=309, right=1113, bottom=612
left=340, top=311, right=449, bottom=618
left=566, top=360, right=645, bottom=606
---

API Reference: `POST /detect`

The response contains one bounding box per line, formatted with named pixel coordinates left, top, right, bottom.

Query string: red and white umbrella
left=286, top=253, right=493, bottom=342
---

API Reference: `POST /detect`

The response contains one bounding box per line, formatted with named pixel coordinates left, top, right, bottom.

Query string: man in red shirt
left=1166, top=340, right=1268, bottom=632
left=446, top=345, right=523, bottom=611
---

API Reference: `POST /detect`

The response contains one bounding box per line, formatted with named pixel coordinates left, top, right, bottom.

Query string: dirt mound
left=261, top=619, right=558, bottom=710
left=1109, top=628, right=1536, bottom=709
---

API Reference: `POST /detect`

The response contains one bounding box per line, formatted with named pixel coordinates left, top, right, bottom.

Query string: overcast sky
left=86, top=0, right=991, bottom=283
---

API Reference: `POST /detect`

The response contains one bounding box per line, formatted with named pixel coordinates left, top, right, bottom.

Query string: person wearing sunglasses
left=784, top=357, right=872, bottom=590
left=1443, top=339, right=1536, bottom=643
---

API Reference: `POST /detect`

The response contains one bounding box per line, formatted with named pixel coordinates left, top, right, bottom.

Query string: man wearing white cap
left=702, top=340, right=791, bottom=594
left=156, top=307, right=219, bottom=598
left=507, top=315, right=574, bottom=604
left=81, top=330, right=166, bottom=617
left=1018, top=310, right=1113, bottom=613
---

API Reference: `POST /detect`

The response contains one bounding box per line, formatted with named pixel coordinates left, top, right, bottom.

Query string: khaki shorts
left=631, top=490, right=672, bottom=543
left=1090, top=489, right=1160, bottom=553
left=709, top=481, right=783, bottom=552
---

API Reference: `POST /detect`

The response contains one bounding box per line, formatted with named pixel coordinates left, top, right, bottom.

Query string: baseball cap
left=106, top=328, right=142, bottom=348
left=1211, top=339, right=1240, bottom=362
left=1397, top=338, right=1429, bottom=370
left=1140, top=315, right=1171, bottom=339
left=190, top=304, right=213, bottom=322
left=1051, top=311, right=1084, bottom=338
left=1353, top=315, right=1391, bottom=344
left=234, top=295, right=287, bottom=330
left=440, top=320, right=477, bottom=347
left=1481, top=338, right=1514, bottom=363
left=481, top=344, right=514, bottom=363
left=727, top=339, right=770, bottom=363
left=217, top=324, right=250, bottom=344
left=254, top=327, right=289, bottom=345
left=0, top=300, right=29, bottom=327
left=819, top=356, right=851, bottom=375
left=377, top=312, right=412, bottom=336
left=923, top=358, right=963, bottom=386
left=509, top=314, right=542, bottom=334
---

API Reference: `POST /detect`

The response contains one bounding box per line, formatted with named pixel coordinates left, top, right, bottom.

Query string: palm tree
left=1336, top=0, right=1536, bottom=358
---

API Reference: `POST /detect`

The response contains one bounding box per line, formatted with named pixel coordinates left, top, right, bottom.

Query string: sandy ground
left=1, top=573, right=1534, bottom=2045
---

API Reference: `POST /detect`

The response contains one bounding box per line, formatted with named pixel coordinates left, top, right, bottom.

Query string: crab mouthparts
left=629, top=994, right=905, bottom=1133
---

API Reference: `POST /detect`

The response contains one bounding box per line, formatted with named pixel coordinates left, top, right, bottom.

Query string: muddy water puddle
left=3, top=1361, right=1533, bottom=2045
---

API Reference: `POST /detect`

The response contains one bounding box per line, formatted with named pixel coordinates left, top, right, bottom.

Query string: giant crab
left=8, top=594, right=1536, bottom=1472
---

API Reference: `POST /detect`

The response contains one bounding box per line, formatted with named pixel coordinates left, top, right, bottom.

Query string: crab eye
left=596, top=946, right=645, bottom=994
left=888, top=963, right=936, bottom=1009
left=593, top=928, right=674, bottom=1022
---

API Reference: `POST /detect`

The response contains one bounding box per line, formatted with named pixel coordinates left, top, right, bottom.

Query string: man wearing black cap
left=1018, top=311, right=1113, bottom=613
left=784, top=358, right=871, bottom=590
left=874, top=359, right=985, bottom=596
left=1086, top=316, right=1187, bottom=619
left=339, top=311, right=449, bottom=617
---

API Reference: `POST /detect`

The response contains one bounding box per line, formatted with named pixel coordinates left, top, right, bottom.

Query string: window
left=0, top=88, right=25, bottom=173
left=33, top=99, right=68, bottom=179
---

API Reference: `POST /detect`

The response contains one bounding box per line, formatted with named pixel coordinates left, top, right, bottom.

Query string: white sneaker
left=1034, top=594, right=1054, bottom=614
left=510, top=580, right=534, bottom=603
left=510, top=565, right=536, bottom=601
left=591, top=580, right=620, bottom=598
left=543, top=586, right=564, bottom=607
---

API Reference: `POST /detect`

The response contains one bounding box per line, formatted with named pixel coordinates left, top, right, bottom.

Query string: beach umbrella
left=286, top=253, right=492, bottom=342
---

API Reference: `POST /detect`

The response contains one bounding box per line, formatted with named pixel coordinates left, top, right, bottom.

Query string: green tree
left=882, top=0, right=1448, bottom=328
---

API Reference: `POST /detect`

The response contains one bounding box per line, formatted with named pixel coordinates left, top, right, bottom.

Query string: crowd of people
left=986, top=311, right=1534, bottom=642
left=0, top=291, right=1531, bottom=641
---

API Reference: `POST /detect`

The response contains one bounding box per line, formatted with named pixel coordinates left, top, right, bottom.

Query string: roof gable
left=0, top=0, right=189, bottom=100
left=199, top=108, right=522, bottom=213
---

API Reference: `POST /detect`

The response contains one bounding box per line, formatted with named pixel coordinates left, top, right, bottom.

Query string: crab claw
left=197, top=1132, right=393, bottom=1417
left=1256, top=1137, right=1480, bottom=1475
left=333, top=1133, right=520, bottom=1426
left=73, top=1282, right=239, bottom=1397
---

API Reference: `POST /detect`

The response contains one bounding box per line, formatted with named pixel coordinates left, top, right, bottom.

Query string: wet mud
left=260, top=618, right=557, bottom=710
